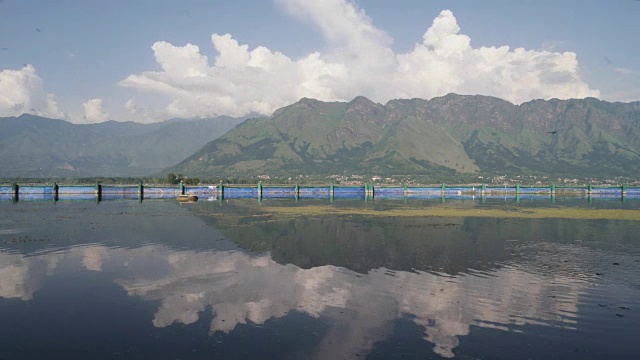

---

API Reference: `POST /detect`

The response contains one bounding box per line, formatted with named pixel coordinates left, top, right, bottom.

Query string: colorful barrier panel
left=262, top=187, right=296, bottom=198
left=183, top=186, right=216, bottom=195
left=2, top=184, right=639, bottom=202
left=223, top=187, right=258, bottom=199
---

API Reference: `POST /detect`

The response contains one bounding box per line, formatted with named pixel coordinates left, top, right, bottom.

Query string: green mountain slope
left=0, top=114, right=245, bottom=177
left=168, top=94, right=640, bottom=179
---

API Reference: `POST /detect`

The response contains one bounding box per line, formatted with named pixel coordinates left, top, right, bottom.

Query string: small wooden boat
left=176, top=194, right=198, bottom=202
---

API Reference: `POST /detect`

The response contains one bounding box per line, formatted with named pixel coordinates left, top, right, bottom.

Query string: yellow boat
left=176, top=194, right=198, bottom=202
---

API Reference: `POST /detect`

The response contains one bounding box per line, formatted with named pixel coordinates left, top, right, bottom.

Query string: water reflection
left=2, top=242, right=637, bottom=358
left=188, top=199, right=640, bottom=275
left=0, top=200, right=638, bottom=359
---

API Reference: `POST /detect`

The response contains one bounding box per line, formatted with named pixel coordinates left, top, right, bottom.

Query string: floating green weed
left=263, top=205, right=640, bottom=221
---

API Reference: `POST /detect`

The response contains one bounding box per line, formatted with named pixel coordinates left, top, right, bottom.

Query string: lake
left=1, top=197, right=639, bottom=359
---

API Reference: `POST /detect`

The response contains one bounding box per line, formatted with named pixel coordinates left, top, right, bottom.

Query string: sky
left=0, top=0, right=639, bottom=124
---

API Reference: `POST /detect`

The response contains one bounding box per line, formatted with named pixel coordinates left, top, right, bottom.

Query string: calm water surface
left=0, top=198, right=639, bottom=359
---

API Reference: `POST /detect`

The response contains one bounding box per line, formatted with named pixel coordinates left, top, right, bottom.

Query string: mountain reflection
left=0, top=242, right=589, bottom=358
left=188, top=200, right=640, bottom=275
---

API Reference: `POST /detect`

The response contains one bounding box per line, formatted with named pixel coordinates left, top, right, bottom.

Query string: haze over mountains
left=2, top=94, right=640, bottom=179
left=0, top=114, right=244, bottom=177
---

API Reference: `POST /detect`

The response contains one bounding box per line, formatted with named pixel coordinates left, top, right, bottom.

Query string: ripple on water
left=0, top=229, right=23, bottom=236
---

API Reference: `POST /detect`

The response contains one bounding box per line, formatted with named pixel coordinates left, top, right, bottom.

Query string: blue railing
left=1, top=183, right=638, bottom=202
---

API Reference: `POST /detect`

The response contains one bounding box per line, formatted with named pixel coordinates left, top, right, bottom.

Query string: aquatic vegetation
left=263, top=205, right=640, bottom=221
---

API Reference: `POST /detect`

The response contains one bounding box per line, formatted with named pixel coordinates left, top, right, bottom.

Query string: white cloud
left=119, top=2, right=599, bottom=121
left=277, top=0, right=391, bottom=50
left=0, top=65, right=66, bottom=119
left=82, top=98, right=109, bottom=123
left=122, top=97, right=168, bottom=123
left=540, top=40, right=568, bottom=52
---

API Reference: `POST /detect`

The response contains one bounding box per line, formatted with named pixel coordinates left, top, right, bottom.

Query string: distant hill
left=167, top=94, right=640, bottom=179
left=0, top=114, right=246, bottom=178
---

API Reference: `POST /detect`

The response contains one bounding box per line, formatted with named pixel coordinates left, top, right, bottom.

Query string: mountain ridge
left=168, top=94, right=640, bottom=179
left=3, top=94, right=639, bottom=180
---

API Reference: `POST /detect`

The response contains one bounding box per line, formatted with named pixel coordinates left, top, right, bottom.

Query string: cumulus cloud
left=82, top=98, right=109, bottom=123
left=122, top=97, right=167, bottom=123
left=119, top=1, right=599, bottom=120
left=0, top=65, right=66, bottom=119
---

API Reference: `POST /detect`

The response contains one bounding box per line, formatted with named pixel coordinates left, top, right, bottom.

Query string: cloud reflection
left=0, top=243, right=589, bottom=358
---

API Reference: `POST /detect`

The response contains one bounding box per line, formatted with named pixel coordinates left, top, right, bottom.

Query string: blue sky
left=1, top=0, right=638, bottom=123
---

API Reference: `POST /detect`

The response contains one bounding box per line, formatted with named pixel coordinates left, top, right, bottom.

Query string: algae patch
left=262, top=205, right=640, bottom=221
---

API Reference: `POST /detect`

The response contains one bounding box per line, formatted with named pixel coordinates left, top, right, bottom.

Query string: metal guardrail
left=0, top=182, right=637, bottom=203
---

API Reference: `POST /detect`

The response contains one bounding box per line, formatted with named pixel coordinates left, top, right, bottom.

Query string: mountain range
left=168, top=94, right=640, bottom=179
left=0, top=114, right=245, bottom=178
left=2, top=94, right=640, bottom=180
